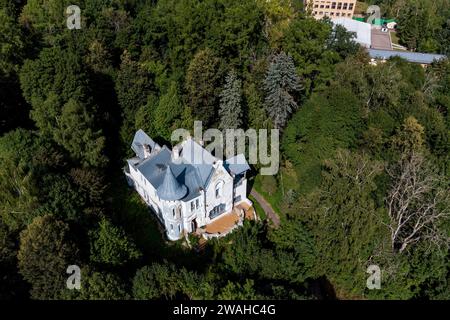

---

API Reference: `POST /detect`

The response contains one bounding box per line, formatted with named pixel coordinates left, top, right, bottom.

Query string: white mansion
left=124, top=130, right=252, bottom=241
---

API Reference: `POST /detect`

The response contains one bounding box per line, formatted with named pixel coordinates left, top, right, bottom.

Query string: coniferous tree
left=219, top=70, right=243, bottom=130
left=264, top=52, right=301, bottom=129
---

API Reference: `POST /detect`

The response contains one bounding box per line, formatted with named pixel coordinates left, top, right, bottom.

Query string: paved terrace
left=371, top=29, right=392, bottom=50
left=202, top=202, right=256, bottom=235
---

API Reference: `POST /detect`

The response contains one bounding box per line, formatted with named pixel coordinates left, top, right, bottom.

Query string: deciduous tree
left=17, top=215, right=79, bottom=299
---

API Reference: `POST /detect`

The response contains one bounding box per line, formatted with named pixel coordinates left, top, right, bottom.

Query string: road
left=250, top=189, right=280, bottom=227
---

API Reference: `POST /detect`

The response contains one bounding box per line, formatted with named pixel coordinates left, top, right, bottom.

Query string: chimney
left=143, top=144, right=151, bottom=158
left=172, top=145, right=181, bottom=161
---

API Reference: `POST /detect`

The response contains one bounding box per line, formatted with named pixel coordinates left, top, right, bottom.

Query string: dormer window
left=143, top=144, right=151, bottom=158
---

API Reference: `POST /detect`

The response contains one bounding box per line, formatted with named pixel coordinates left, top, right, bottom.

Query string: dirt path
left=250, top=189, right=280, bottom=227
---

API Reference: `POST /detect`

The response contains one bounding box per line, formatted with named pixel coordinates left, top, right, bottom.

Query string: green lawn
left=390, top=31, right=400, bottom=45
left=252, top=174, right=282, bottom=214
left=251, top=161, right=299, bottom=221
left=249, top=194, right=266, bottom=220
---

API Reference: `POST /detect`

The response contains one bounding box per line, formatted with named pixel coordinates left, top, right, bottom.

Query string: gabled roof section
left=180, top=138, right=217, bottom=165
left=224, top=154, right=251, bottom=175
left=179, top=138, right=217, bottom=187
left=132, top=129, right=160, bottom=159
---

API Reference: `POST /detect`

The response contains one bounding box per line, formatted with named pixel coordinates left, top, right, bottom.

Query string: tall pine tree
left=219, top=70, right=243, bottom=130
left=264, top=52, right=301, bottom=129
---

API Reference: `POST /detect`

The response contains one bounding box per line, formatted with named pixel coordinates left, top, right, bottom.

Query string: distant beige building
left=304, top=0, right=356, bottom=19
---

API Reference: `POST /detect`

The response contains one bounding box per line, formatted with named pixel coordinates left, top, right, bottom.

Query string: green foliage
left=264, top=52, right=302, bottom=128
left=0, top=220, right=28, bottom=299
left=219, top=70, right=243, bottom=130
left=283, top=86, right=365, bottom=193
left=282, top=16, right=340, bottom=93
left=217, top=279, right=260, bottom=300
left=0, top=8, right=25, bottom=77
left=153, top=82, right=185, bottom=141
left=391, top=116, right=425, bottom=153
left=219, top=222, right=315, bottom=287
left=1, top=0, right=449, bottom=301
left=17, top=215, right=79, bottom=299
left=55, top=99, right=107, bottom=167
left=301, top=150, right=386, bottom=296
left=20, top=46, right=89, bottom=106
left=18, top=0, right=68, bottom=47
left=133, top=262, right=213, bottom=300
left=185, top=48, right=224, bottom=125
left=396, top=0, right=447, bottom=52
left=19, top=46, right=106, bottom=167
left=0, top=130, right=40, bottom=231
left=132, top=0, right=266, bottom=72
left=260, top=175, right=278, bottom=196
left=133, top=263, right=179, bottom=299
left=326, top=24, right=360, bottom=59
left=36, top=173, right=86, bottom=222
left=79, top=270, right=130, bottom=300
left=89, top=218, right=141, bottom=267
left=116, top=50, right=155, bottom=146
left=244, top=81, right=271, bottom=130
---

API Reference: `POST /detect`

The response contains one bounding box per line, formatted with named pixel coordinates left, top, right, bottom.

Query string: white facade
left=124, top=130, right=251, bottom=241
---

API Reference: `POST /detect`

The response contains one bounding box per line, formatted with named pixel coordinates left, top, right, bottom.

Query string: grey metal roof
left=224, top=154, right=251, bottom=175
left=156, top=165, right=188, bottom=201
left=368, top=49, right=447, bottom=64
left=135, top=145, right=206, bottom=202
left=129, top=132, right=252, bottom=202
left=131, top=129, right=160, bottom=159
left=179, top=139, right=216, bottom=187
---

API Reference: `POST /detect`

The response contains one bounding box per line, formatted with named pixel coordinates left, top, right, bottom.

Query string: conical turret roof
left=156, top=166, right=187, bottom=201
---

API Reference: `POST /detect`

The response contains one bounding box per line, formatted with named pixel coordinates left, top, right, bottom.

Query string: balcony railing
left=209, top=203, right=226, bottom=220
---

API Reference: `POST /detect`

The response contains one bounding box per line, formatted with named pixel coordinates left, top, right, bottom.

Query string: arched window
left=215, top=181, right=224, bottom=198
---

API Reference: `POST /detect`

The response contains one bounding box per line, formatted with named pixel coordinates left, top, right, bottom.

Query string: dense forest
left=0, top=0, right=449, bottom=300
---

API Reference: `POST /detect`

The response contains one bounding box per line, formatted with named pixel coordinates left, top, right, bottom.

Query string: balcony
left=209, top=203, right=226, bottom=220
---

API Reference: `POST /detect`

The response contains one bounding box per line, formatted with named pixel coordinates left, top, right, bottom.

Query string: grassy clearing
left=390, top=31, right=400, bottom=45
left=249, top=194, right=266, bottom=220
left=252, top=160, right=299, bottom=221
